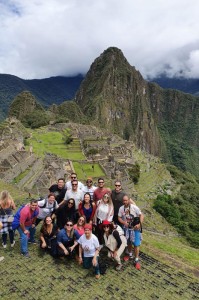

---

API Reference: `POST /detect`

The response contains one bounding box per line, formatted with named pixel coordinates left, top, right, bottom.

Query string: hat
left=86, top=177, right=93, bottom=181
left=102, top=220, right=111, bottom=226
left=84, top=224, right=92, bottom=230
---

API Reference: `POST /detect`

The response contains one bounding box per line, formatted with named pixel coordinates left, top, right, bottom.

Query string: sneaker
left=129, top=252, right=133, bottom=259
left=134, top=260, right=141, bottom=270
left=21, top=252, right=30, bottom=258
left=2, top=243, right=7, bottom=249
left=0, top=256, right=4, bottom=262
left=95, top=274, right=100, bottom=279
left=11, top=241, right=15, bottom=248
left=115, top=264, right=122, bottom=271
left=28, top=240, right=37, bottom=244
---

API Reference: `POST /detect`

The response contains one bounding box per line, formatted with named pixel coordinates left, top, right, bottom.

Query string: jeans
left=83, top=256, right=100, bottom=275
left=17, top=226, right=36, bottom=254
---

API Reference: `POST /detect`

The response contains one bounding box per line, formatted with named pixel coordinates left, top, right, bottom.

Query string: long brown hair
left=0, top=190, right=15, bottom=208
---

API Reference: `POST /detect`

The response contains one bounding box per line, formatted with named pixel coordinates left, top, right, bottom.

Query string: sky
left=0, top=0, right=199, bottom=79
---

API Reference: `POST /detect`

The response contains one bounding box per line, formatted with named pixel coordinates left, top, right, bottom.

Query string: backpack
left=12, top=205, right=38, bottom=230
left=38, top=198, right=56, bottom=209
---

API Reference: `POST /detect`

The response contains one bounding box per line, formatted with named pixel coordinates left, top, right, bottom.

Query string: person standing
left=118, top=195, right=144, bottom=269
left=0, top=220, right=4, bottom=261
left=93, top=178, right=111, bottom=203
left=15, top=199, right=39, bottom=258
left=0, top=190, right=16, bottom=248
left=49, top=178, right=67, bottom=205
left=82, top=177, right=97, bottom=201
left=111, top=181, right=127, bottom=225
left=65, top=173, right=84, bottom=190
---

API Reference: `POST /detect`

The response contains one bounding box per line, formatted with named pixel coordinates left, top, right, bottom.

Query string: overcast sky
left=0, top=0, right=199, bottom=79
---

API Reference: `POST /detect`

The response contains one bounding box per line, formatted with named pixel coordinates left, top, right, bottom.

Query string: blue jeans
left=83, top=256, right=100, bottom=275
left=18, top=226, right=36, bottom=254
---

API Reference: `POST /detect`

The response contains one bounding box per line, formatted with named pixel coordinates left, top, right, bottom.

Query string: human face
left=58, top=180, right=64, bottom=189
left=85, top=228, right=91, bottom=238
left=84, top=194, right=90, bottom=202
left=103, top=194, right=110, bottom=203
left=115, top=182, right=122, bottom=192
left=78, top=218, right=85, bottom=225
left=86, top=180, right=92, bottom=187
left=72, top=181, right=78, bottom=190
left=45, top=217, right=52, bottom=224
left=30, top=202, right=38, bottom=211
left=98, top=180, right=104, bottom=188
left=66, top=222, right=73, bottom=230
left=103, top=225, right=110, bottom=232
left=68, top=200, right=74, bottom=207
left=48, top=196, right=55, bottom=204
left=123, top=196, right=129, bottom=207
left=71, top=174, right=77, bottom=181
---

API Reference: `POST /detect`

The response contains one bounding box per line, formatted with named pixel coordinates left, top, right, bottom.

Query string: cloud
left=0, top=0, right=199, bottom=79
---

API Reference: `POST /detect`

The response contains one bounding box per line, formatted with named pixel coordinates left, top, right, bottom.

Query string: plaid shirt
left=0, top=215, right=13, bottom=234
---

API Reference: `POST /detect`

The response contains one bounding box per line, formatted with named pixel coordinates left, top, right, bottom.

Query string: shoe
left=0, top=256, right=4, bottom=262
left=2, top=243, right=7, bottom=249
left=95, top=274, right=100, bottom=279
left=21, top=252, right=30, bottom=258
left=129, top=253, right=133, bottom=260
left=115, top=264, right=122, bottom=271
left=134, top=260, right=141, bottom=270
left=11, top=241, right=15, bottom=247
left=123, top=255, right=129, bottom=261
left=28, top=240, right=37, bottom=244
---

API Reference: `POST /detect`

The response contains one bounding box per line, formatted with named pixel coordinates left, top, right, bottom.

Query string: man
left=118, top=195, right=144, bottom=270
left=65, top=173, right=84, bottom=190
left=93, top=178, right=111, bottom=203
left=35, top=193, right=59, bottom=225
left=64, top=179, right=84, bottom=210
left=17, top=199, right=39, bottom=258
left=49, top=178, right=66, bottom=205
left=82, top=177, right=97, bottom=201
left=111, top=181, right=127, bottom=225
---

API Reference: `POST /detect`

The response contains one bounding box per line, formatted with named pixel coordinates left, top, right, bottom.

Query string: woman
left=55, top=198, right=76, bottom=229
left=0, top=190, right=16, bottom=248
left=93, top=193, right=114, bottom=245
left=102, top=220, right=127, bottom=271
left=40, top=216, right=58, bottom=257
left=78, top=193, right=96, bottom=224
left=57, top=220, right=80, bottom=257
left=0, top=220, right=4, bottom=261
left=73, top=216, right=86, bottom=236
left=78, top=224, right=100, bottom=279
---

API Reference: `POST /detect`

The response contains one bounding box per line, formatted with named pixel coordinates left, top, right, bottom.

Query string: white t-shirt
left=118, top=204, right=141, bottom=220
left=65, top=181, right=84, bottom=190
left=37, top=199, right=59, bottom=219
left=78, top=233, right=99, bottom=257
left=97, top=202, right=113, bottom=222
left=82, top=185, right=97, bottom=201
left=64, top=189, right=84, bottom=209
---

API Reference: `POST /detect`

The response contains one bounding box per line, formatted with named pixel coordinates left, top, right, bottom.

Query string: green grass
left=26, top=130, right=85, bottom=160
left=73, top=162, right=105, bottom=180
left=12, top=169, right=30, bottom=184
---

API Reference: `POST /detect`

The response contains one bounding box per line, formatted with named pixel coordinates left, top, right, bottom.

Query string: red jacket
left=78, top=202, right=96, bottom=222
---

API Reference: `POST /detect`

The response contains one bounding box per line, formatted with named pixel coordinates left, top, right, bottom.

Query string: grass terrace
left=73, top=162, right=105, bottom=181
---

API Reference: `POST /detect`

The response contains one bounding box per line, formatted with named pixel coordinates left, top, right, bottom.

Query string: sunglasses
left=86, top=181, right=92, bottom=183
left=71, top=176, right=76, bottom=179
left=72, top=184, right=77, bottom=186
left=79, top=219, right=85, bottom=222
left=66, top=224, right=73, bottom=227
left=103, top=225, right=110, bottom=228
left=115, top=184, right=121, bottom=187
left=68, top=202, right=73, bottom=205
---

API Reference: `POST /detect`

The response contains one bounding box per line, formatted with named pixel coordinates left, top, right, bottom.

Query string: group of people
left=0, top=173, right=144, bottom=278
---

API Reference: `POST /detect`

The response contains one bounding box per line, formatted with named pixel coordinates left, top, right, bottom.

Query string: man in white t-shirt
left=118, top=195, right=144, bottom=270
left=64, top=180, right=84, bottom=210
left=82, top=177, right=97, bottom=201
left=78, top=224, right=100, bottom=279
left=36, top=193, right=59, bottom=225
left=65, top=173, right=84, bottom=190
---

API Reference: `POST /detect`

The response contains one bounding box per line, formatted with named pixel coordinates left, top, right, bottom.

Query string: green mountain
left=75, top=47, right=199, bottom=178
left=0, top=73, right=83, bottom=120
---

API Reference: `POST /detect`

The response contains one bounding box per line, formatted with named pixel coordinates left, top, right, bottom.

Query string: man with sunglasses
left=111, top=181, right=127, bottom=225
left=82, top=177, right=97, bottom=201
left=65, top=173, right=84, bottom=190
left=93, top=178, right=111, bottom=203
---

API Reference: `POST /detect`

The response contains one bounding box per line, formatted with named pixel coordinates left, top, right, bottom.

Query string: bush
left=128, top=163, right=140, bottom=184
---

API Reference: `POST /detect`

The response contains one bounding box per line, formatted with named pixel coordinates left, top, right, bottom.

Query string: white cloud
left=0, top=0, right=199, bottom=79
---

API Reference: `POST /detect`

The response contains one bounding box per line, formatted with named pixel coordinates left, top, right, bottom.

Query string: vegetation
left=153, top=166, right=199, bottom=248
left=128, top=162, right=140, bottom=184
left=62, top=128, right=73, bottom=145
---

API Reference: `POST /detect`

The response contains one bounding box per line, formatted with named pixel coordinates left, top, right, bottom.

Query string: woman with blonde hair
left=0, top=190, right=16, bottom=248
left=93, top=192, right=114, bottom=246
